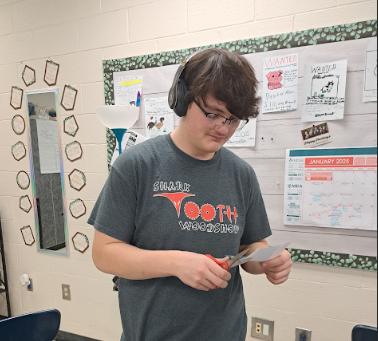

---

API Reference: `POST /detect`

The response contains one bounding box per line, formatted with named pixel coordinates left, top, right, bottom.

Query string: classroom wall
left=0, top=1, right=377, bottom=340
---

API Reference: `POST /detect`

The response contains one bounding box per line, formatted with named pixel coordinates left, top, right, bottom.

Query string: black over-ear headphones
left=168, top=50, right=205, bottom=117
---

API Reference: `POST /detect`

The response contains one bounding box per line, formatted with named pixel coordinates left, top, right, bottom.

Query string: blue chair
left=352, top=325, right=377, bottom=341
left=0, top=309, right=61, bottom=341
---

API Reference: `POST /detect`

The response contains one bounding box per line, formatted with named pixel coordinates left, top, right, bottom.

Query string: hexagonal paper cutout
left=12, top=141, right=27, bottom=161
left=72, top=232, right=89, bottom=253
left=69, top=199, right=86, bottom=219
left=64, top=115, right=79, bottom=137
left=65, top=141, right=83, bottom=162
left=22, top=65, right=36, bottom=87
left=20, top=195, right=32, bottom=213
left=68, top=169, right=86, bottom=191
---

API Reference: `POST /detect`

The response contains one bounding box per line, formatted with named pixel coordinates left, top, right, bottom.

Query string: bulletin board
left=102, top=20, right=377, bottom=271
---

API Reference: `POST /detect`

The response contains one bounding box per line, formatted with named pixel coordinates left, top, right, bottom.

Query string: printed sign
left=44, top=60, right=59, bottom=86
left=10, top=87, right=23, bottom=110
left=61, top=85, right=78, bottom=110
left=301, top=122, right=332, bottom=148
left=301, top=60, right=348, bottom=122
left=12, top=115, right=25, bottom=135
left=16, top=171, right=30, bottom=190
left=69, top=169, right=86, bottom=191
left=69, top=199, right=86, bottom=219
left=22, top=65, right=36, bottom=86
left=21, top=225, right=35, bottom=246
left=263, top=53, right=298, bottom=113
left=284, top=148, right=377, bottom=230
left=64, top=115, right=79, bottom=137
left=19, top=195, right=32, bottom=213
left=65, top=141, right=83, bottom=162
left=72, top=232, right=89, bottom=253
left=12, top=141, right=27, bottom=161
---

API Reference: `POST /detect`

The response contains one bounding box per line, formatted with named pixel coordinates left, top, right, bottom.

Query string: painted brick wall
left=0, top=1, right=377, bottom=340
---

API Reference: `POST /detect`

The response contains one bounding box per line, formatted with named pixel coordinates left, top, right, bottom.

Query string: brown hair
left=184, top=49, right=261, bottom=119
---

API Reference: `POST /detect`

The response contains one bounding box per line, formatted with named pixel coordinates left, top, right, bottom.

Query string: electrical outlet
left=295, top=328, right=312, bottom=341
left=256, top=323, right=262, bottom=334
left=27, top=278, right=33, bottom=291
left=62, top=284, right=71, bottom=300
left=251, top=317, right=274, bottom=340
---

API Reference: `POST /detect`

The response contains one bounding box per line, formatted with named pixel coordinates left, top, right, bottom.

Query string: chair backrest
left=0, top=309, right=61, bottom=341
left=352, top=325, right=377, bottom=341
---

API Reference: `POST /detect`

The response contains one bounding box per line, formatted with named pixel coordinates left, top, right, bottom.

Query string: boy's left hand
left=261, top=250, right=293, bottom=285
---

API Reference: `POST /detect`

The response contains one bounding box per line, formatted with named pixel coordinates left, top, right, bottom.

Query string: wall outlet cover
left=251, top=317, right=274, bottom=341
left=62, top=284, right=71, bottom=300
left=295, top=328, right=312, bottom=341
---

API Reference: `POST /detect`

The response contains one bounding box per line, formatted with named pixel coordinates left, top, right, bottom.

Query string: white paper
left=301, top=60, right=348, bottom=123
left=36, top=119, right=60, bottom=174
left=110, top=130, right=146, bottom=166
left=144, top=97, right=175, bottom=139
left=225, top=118, right=257, bottom=148
left=363, top=40, right=377, bottom=102
left=114, top=74, right=143, bottom=106
left=263, top=53, right=298, bottom=113
left=235, top=242, right=291, bottom=265
left=284, top=148, right=377, bottom=231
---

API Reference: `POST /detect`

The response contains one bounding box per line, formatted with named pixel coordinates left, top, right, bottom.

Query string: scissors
left=205, top=248, right=250, bottom=271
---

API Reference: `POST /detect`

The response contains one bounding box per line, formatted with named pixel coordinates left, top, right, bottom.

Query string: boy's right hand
left=172, top=251, right=232, bottom=291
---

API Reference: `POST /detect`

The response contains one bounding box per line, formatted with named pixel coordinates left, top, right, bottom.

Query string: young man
left=89, top=49, right=292, bottom=341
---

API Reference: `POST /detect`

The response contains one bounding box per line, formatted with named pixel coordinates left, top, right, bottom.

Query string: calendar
left=284, top=147, right=377, bottom=230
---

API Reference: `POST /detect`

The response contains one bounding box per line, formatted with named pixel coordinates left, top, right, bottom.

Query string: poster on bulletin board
left=284, top=147, right=377, bottom=231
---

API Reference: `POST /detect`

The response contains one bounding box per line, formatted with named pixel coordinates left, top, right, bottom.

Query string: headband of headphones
left=168, top=50, right=205, bottom=117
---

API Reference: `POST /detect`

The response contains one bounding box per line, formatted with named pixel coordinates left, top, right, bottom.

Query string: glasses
left=193, top=100, right=249, bottom=131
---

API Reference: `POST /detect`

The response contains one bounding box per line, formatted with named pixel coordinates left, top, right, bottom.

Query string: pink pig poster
left=263, top=53, right=298, bottom=114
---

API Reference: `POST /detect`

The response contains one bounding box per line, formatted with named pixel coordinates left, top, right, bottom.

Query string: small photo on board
left=301, top=122, right=332, bottom=148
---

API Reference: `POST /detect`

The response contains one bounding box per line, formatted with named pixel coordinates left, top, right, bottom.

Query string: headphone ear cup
left=175, top=77, right=189, bottom=117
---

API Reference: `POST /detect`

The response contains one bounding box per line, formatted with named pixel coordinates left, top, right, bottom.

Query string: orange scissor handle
left=205, top=254, right=229, bottom=271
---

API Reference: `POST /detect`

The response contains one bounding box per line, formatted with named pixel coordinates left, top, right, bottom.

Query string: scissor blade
left=227, top=248, right=250, bottom=268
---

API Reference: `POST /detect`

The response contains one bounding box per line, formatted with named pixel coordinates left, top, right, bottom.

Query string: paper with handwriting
left=301, top=60, right=347, bottom=123
left=263, top=53, right=298, bottom=113
left=114, top=75, right=143, bottom=106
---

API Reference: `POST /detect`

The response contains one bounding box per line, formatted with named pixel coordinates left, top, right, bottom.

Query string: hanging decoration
left=68, top=169, right=86, bottom=191
left=21, top=226, right=35, bottom=246
left=19, top=195, right=32, bottom=213
left=22, top=65, right=36, bottom=87
left=72, top=232, right=89, bottom=253
left=65, top=141, right=83, bottom=161
left=64, top=115, right=79, bottom=137
left=44, top=60, right=60, bottom=86
left=10, top=87, right=23, bottom=110
left=61, top=85, right=78, bottom=111
left=11, top=141, right=27, bottom=161
left=16, top=171, right=30, bottom=190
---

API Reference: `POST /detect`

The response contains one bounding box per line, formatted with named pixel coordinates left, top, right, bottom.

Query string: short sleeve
left=87, top=166, right=137, bottom=243
left=240, top=168, right=272, bottom=245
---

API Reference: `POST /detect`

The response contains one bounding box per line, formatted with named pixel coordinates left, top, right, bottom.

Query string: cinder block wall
left=0, top=1, right=377, bottom=340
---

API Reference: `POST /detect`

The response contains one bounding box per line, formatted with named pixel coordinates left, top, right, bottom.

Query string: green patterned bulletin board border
left=102, top=20, right=377, bottom=271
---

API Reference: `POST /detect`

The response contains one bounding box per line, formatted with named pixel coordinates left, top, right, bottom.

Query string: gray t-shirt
left=88, top=134, right=272, bottom=341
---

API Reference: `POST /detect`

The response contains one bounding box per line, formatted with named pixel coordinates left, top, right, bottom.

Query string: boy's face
left=181, top=94, right=238, bottom=159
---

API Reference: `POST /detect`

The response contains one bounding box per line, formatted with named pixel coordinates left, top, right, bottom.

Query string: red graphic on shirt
left=200, top=204, right=216, bottom=222
left=184, top=202, right=200, bottom=220
left=154, top=192, right=195, bottom=217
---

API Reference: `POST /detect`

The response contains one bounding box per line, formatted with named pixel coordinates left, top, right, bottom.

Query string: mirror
left=25, top=88, right=69, bottom=256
